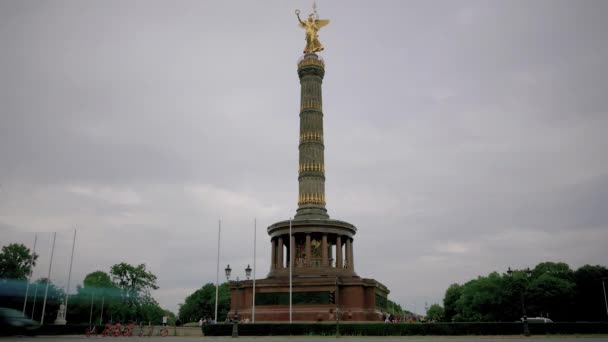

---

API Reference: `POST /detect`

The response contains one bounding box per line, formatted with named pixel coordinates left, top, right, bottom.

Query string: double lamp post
left=225, top=264, right=252, bottom=338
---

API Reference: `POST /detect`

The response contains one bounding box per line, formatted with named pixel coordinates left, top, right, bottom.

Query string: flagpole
left=41, top=232, right=57, bottom=325
left=64, top=229, right=77, bottom=321
left=289, top=218, right=292, bottom=324
left=31, top=283, right=38, bottom=319
left=88, top=292, right=94, bottom=328
left=99, top=296, right=104, bottom=325
left=252, top=218, right=257, bottom=323
left=22, top=233, right=37, bottom=314
left=214, top=219, right=221, bottom=323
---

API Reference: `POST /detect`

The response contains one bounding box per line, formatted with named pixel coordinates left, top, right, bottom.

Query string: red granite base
left=227, top=275, right=388, bottom=322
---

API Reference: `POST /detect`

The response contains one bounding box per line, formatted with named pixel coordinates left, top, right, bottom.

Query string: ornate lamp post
left=225, top=264, right=252, bottom=338
left=507, top=266, right=532, bottom=336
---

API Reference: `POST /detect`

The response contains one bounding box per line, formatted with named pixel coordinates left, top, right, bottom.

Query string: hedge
left=3, top=322, right=608, bottom=336
left=202, top=322, right=608, bottom=336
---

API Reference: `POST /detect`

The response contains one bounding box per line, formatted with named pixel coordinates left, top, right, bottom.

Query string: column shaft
left=305, top=234, right=311, bottom=267
left=277, top=236, right=284, bottom=269
left=349, top=238, right=354, bottom=269
left=345, top=238, right=352, bottom=268
left=321, top=234, right=328, bottom=266
left=271, top=238, right=276, bottom=269
left=290, top=235, right=296, bottom=268
left=295, top=54, right=329, bottom=219
left=336, top=235, right=343, bottom=268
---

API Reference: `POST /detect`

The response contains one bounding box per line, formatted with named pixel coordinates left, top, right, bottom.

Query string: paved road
left=2, top=337, right=608, bottom=342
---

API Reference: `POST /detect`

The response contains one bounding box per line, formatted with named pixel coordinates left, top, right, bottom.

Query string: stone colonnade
left=270, top=232, right=354, bottom=270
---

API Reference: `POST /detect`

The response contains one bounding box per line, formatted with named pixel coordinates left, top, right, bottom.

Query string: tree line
left=439, top=261, right=608, bottom=322
left=0, top=243, right=171, bottom=325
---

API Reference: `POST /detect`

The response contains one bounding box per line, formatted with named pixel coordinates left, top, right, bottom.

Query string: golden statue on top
left=296, top=2, right=330, bottom=54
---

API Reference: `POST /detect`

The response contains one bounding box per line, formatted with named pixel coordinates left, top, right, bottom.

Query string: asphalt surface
left=1, top=337, right=608, bottom=342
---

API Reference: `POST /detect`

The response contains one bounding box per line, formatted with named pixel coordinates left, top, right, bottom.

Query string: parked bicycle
left=85, top=325, right=97, bottom=337
left=137, top=321, right=155, bottom=337
left=122, top=323, right=135, bottom=336
left=101, top=323, right=112, bottom=337
left=94, top=321, right=167, bottom=337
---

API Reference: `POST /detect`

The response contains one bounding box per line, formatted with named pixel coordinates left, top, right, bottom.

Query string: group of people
left=223, top=316, right=251, bottom=324
left=197, top=316, right=253, bottom=326
left=382, top=312, right=402, bottom=323
left=198, top=317, right=216, bottom=326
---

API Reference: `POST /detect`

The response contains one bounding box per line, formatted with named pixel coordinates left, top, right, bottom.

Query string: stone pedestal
left=228, top=276, right=388, bottom=322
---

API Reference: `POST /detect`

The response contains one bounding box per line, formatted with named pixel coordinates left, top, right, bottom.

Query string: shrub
left=202, top=322, right=608, bottom=336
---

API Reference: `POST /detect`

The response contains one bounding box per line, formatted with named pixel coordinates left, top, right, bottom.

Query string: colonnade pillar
left=271, top=233, right=354, bottom=272
left=345, top=238, right=352, bottom=268
left=322, top=234, right=328, bottom=266
left=290, top=234, right=296, bottom=269
left=277, top=236, right=284, bottom=269
left=336, top=235, right=343, bottom=268
left=305, top=234, right=311, bottom=266
left=271, top=238, right=276, bottom=269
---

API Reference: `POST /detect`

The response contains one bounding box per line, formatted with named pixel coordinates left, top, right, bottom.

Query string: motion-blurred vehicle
left=0, top=307, right=40, bottom=335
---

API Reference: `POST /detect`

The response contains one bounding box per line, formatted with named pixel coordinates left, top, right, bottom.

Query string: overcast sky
left=1, top=0, right=607, bottom=316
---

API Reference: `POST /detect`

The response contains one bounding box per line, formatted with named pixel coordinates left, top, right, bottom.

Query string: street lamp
left=225, top=264, right=251, bottom=338
left=245, top=265, right=252, bottom=280
left=507, top=266, right=532, bottom=336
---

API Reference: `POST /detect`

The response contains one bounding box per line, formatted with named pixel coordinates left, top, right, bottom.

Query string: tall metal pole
left=252, top=218, right=257, bottom=323
left=214, top=220, right=221, bottom=323
left=602, top=277, right=608, bottom=319
left=41, top=232, right=57, bottom=325
left=64, top=229, right=77, bottom=320
left=289, top=218, right=293, bottom=324
left=99, top=296, right=104, bottom=325
left=22, top=233, right=37, bottom=314
left=88, top=292, right=95, bottom=328
left=31, top=283, right=39, bottom=319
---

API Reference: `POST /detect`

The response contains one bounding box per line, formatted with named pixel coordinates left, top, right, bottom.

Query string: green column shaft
left=296, top=53, right=329, bottom=219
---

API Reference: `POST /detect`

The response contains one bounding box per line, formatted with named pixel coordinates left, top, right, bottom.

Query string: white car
left=521, top=317, right=553, bottom=323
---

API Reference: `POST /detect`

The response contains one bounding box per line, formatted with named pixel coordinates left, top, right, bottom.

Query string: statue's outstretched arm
left=295, top=10, right=305, bottom=25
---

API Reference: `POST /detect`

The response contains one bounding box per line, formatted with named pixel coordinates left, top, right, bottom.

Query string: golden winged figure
left=296, top=7, right=330, bottom=54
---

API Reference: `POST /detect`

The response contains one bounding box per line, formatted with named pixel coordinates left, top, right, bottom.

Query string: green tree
left=455, top=272, right=510, bottom=322
left=178, top=283, right=230, bottom=323
left=110, top=263, right=158, bottom=306
left=0, top=243, right=38, bottom=280
left=139, top=302, right=166, bottom=324
left=439, top=261, right=606, bottom=322
left=527, top=262, right=576, bottom=321
left=532, top=262, right=574, bottom=281
left=108, top=263, right=160, bottom=322
left=443, top=283, right=463, bottom=321
left=574, top=264, right=608, bottom=321
left=426, top=304, right=444, bottom=321
left=83, top=271, right=114, bottom=289
left=66, top=271, right=118, bottom=324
